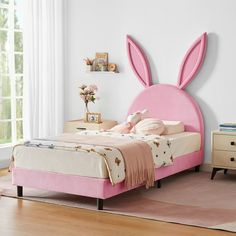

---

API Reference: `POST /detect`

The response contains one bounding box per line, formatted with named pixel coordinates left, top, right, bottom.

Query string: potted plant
left=79, top=84, right=99, bottom=118
left=84, top=58, right=94, bottom=72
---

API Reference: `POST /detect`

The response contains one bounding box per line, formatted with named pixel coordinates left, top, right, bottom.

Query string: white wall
left=0, top=147, right=11, bottom=169
left=64, top=0, right=236, bottom=163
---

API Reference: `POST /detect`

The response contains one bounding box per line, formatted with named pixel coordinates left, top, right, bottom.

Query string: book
left=219, top=125, right=236, bottom=128
left=220, top=128, right=236, bottom=132
left=219, top=123, right=236, bottom=128
left=94, top=53, right=108, bottom=71
left=220, top=128, right=236, bottom=131
left=220, top=126, right=236, bottom=131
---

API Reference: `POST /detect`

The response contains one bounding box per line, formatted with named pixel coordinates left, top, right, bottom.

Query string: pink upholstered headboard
left=127, top=33, right=207, bottom=151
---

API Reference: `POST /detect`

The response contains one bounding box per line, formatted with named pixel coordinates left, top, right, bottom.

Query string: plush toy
left=127, top=109, right=148, bottom=133
left=109, top=122, right=132, bottom=134
left=126, top=109, right=148, bottom=127
left=109, top=109, right=148, bottom=134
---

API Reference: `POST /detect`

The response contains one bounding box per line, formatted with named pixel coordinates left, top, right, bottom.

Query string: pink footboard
left=12, top=151, right=202, bottom=200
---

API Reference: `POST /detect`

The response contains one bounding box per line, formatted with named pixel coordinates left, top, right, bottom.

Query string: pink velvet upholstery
left=12, top=33, right=207, bottom=206
left=127, top=35, right=152, bottom=87
left=12, top=151, right=202, bottom=200
left=177, top=33, right=207, bottom=89
left=126, top=33, right=207, bottom=160
left=127, top=84, right=204, bottom=153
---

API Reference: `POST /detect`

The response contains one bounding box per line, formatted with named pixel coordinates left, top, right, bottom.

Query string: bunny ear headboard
left=127, top=33, right=207, bottom=90
left=177, top=33, right=207, bottom=89
left=127, top=36, right=152, bottom=88
left=127, top=33, right=207, bottom=153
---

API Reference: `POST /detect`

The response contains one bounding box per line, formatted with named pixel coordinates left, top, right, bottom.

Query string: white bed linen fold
left=13, top=132, right=200, bottom=179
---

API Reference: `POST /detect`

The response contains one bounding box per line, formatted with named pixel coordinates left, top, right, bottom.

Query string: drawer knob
left=230, top=157, right=235, bottom=162
left=230, top=141, right=235, bottom=146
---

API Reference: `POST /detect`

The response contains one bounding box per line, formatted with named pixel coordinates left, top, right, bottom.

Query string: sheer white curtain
left=23, top=0, right=64, bottom=139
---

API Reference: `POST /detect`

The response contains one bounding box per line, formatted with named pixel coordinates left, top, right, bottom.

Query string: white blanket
left=13, top=131, right=173, bottom=185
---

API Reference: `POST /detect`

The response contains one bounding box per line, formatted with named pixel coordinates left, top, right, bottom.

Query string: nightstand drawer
left=213, top=150, right=236, bottom=169
left=64, top=119, right=117, bottom=133
left=214, top=134, right=236, bottom=151
left=64, top=122, right=87, bottom=133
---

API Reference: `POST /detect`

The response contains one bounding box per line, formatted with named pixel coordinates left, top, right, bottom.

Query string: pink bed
left=12, top=33, right=207, bottom=210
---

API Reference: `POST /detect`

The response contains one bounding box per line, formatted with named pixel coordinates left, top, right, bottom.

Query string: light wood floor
left=0, top=169, right=234, bottom=236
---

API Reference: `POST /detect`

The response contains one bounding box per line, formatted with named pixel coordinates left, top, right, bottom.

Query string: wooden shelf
left=86, top=71, right=119, bottom=74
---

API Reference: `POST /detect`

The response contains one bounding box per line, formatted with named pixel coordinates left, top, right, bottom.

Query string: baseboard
left=0, top=158, right=10, bottom=170
left=200, top=163, right=236, bottom=174
left=0, top=146, right=12, bottom=170
left=200, top=163, right=212, bottom=172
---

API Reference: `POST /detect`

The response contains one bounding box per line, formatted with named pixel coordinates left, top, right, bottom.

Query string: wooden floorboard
left=0, top=169, right=234, bottom=236
left=0, top=168, right=9, bottom=176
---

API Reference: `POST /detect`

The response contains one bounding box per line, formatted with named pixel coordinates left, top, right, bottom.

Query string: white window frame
left=0, top=0, right=23, bottom=147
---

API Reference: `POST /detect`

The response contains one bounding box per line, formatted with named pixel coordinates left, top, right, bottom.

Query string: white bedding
left=13, top=131, right=200, bottom=179
left=163, top=132, right=201, bottom=158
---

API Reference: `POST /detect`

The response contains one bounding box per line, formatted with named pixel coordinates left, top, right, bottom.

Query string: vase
left=86, top=65, right=92, bottom=72
left=85, top=103, right=90, bottom=113
left=84, top=103, right=90, bottom=121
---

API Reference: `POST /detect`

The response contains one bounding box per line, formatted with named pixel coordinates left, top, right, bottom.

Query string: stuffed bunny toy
left=126, top=109, right=148, bottom=127
left=109, top=109, right=148, bottom=134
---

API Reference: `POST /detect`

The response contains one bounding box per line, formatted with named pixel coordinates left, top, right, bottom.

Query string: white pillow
left=162, top=120, right=185, bottom=135
left=134, top=118, right=165, bottom=135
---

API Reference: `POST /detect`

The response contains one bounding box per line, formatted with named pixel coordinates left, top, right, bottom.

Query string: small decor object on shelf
left=79, top=84, right=99, bottom=116
left=84, top=53, right=119, bottom=73
left=108, top=63, right=117, bottom=72
left=86, top=112, right=101, bottom=123
left=84, top=57, right=94, bottom=72
left=219, top=123, right=236, bottom=132
left=95, top=52, right=108, bottom=71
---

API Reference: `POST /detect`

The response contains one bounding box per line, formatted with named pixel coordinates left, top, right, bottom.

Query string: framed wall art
left=94, top=52, right=108, bottom=71
left=86, top=112, right=102, bottom=123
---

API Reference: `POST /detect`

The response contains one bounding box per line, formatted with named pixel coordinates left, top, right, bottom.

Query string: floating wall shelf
left=86, top=71, right=119, bottom=74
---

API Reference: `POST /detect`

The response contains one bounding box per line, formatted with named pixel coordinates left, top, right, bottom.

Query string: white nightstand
left=211, top=130, right=236, bottom=179
left=64, top=119, right=117, bottom=133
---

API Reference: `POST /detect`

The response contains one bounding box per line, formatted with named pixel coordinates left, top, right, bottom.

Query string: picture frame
left=86, top=112, right=102, bottom=123
left=95, top=52, right=108, bottom=71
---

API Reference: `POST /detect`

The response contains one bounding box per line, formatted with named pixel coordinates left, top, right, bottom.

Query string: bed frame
left=12, top=33, right=207, bottom=210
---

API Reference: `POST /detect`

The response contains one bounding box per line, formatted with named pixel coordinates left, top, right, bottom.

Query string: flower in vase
left=79, top=84, right=98, bottom=112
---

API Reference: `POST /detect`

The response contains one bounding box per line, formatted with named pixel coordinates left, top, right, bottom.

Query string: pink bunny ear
left=177, top=32, right=207, bottom=90
left=127, top=35, right=152, bottom=88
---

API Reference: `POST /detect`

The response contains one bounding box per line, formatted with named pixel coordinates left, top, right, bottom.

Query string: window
left=0, top=0, right=23, bottom=146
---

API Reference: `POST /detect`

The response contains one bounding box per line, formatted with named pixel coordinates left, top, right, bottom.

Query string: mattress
left=163, top=132, right=201, bottom=158
left=13, top=132, right=200, bottom=179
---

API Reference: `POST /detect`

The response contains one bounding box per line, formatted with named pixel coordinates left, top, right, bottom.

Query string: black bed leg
left=195, top=165, right=200, bottom=172
left=156, top=180, right=161, bottom=189
left=17, top=186, right=23, bottom=197
left=97, top=198, right=103, bottom=210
